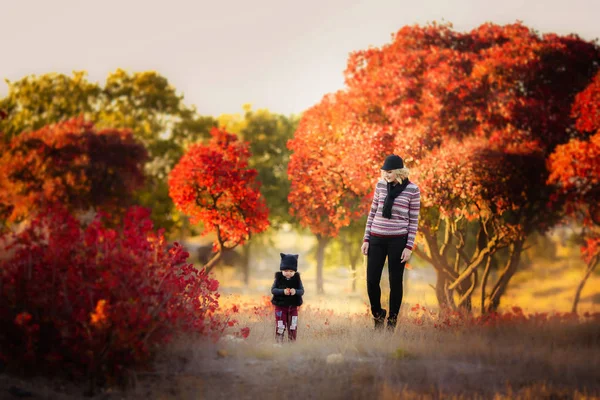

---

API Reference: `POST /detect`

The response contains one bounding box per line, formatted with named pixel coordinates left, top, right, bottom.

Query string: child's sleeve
left=271, top=275, right=284, bottom=295
left=295, top=276, right=304, bottom=297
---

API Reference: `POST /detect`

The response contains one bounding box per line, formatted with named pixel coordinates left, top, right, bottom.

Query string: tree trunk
left=456, top=271, right=476, bottom=312
left=572, top=255, right=599, bottom=314
left=340, top=231, right=360, bottom=292
left=419, top=227, right=457, bottom=309
left=347, top=244, right=360, bottom=293
left=315, top=235, right=330, bottom=295
left=178, top=215, right=189, bottom=243
left=241, top=243, right=251, bottom=286
left=204, top=251, right=222, bottom=274
left=480, top=255, right=493, bottom=315
left=444, top=279, right=457, bottom=310
left=351, top=262, right=357, bottom=292
left=485, top=239, right=524, bottom=312
left=435, top=273, right=450, bottom=309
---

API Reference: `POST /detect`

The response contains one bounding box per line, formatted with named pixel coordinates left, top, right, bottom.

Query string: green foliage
left=323, top=219, right=366, bottom=270
left=0, top=71, right=100, bottom=139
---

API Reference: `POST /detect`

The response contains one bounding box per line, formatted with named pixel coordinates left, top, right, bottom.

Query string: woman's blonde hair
left=381, top=167, right=410, bottom=182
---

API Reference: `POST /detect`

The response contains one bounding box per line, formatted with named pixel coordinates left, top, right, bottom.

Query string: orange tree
left=414, top=136, right=556, bottom=310
left=168, top=127, right=269, bottom=272
left=548, top=71, right=600, bottom=313
left=345, top=23, right=600, bottom=312
left=287, top=92, right=370, bottom=294
left=291, top=22, right=600, bottom=311
left=0, top=118, right=147, bottom=225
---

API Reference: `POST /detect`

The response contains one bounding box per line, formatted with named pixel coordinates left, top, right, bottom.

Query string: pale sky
left=1, top=0, right=598, bottom=116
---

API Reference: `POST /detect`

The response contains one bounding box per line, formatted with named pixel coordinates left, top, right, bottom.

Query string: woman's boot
left=374, top=309, right=387, bottom=330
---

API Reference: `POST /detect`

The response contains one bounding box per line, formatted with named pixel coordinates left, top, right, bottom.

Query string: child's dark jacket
left=270, top=272, right=304, bottom=307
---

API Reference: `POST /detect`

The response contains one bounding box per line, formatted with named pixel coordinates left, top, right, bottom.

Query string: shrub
left=0, top=205, right=220, bottom=387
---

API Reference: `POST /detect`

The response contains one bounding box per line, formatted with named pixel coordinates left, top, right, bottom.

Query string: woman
left=361, top=154, right=421, bottom=331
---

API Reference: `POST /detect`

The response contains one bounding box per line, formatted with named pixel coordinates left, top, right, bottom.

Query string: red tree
left=168, top=127, right=269, bottom=272
left=0, top=118, right=147, bottom=224
left=346, top=23, right=600, bottom=312
left=548, top=71, right=600, bottom=313
left=287, top=92, right=371, bottom=294
left=293, top=22, right=599, bottom=311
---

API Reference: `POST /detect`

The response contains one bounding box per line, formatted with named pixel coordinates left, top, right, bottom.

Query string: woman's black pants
left=366, top=235, right=407, bottom=320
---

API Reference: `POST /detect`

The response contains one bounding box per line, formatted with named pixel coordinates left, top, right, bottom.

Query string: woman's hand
left=401, top=248, right=412, bottom=263
left=361, top=242, right=369, bottom=256
left=290, top=288, right=296, bottom=295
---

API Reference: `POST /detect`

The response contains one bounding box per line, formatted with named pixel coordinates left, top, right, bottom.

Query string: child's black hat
left=280, top=253, right=299, bottom=271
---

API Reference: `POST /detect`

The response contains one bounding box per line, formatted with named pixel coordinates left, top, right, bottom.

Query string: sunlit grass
left=12, top=275, right=596, bottom=399
left=105, top=255, right=600, bottom=399
left=149, top=294, right=600, bottom=399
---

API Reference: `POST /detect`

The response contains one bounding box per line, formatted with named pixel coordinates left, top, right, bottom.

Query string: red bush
left=0, top=205, right=220, bottom=382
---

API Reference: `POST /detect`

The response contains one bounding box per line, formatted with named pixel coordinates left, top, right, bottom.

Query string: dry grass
left=3, top=255, right=599, bottom=399
left=2, top=297, right=599, bottom=399
left=124, top=294, right=599, bottom=400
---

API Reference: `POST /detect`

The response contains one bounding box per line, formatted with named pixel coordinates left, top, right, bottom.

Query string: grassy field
left=2, top=258, right=599, bottom=399
left=138, top=296, right=600, bottom=400
left=7, top=296, right=598, bottom=399
left=142, top=257, right=600, bottom=399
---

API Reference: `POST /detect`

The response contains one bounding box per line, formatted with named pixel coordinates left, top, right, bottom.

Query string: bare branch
left=456, top=270, right=477, bottom=308
left=448, top=232, right=502, bottom=290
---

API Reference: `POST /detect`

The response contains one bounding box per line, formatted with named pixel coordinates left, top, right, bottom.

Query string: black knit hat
left=280, top=253, right=299, bottom=271
left=381, top=154, right=404, bottom=171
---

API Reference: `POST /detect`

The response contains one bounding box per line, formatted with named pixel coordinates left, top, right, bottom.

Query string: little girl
left=270, top=253, right=304, bottom=342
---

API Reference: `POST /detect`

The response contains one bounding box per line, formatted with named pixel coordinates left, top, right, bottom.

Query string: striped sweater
left=363, top=180, right=421, bottom=250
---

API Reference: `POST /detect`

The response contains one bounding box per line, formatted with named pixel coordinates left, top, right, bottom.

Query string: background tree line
left=1, top=22, right=599, bottom=315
